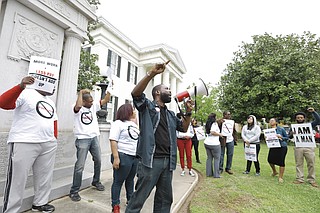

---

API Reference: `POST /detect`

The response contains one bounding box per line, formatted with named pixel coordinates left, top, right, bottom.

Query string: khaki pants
left=294, top=147, right=316, bottom=183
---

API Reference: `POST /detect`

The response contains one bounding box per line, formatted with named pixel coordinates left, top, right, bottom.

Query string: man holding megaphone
left=126, top=61, right=193, bottom=213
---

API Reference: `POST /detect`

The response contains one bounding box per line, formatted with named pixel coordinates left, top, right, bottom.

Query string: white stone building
left=90, top=16, right=187, bottom=121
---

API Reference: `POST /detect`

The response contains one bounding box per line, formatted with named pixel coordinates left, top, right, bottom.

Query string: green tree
left=192, top=84, right=222, bottom=124
left=77, top=0, right=102, bottom=90
left=87, top=0, right=100, bottom=6
left=77, top=49, right=102, bottom=90
left=218, top=32, right=320, bottom=123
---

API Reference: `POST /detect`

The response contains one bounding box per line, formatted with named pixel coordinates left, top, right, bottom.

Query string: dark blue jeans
left=111, top=152, right=138, bottom=207
left=125, top=157, right=173, bottom=213
left=219, top=140, right=234, bottom=171
left=70, top=136, right=101, bottom=194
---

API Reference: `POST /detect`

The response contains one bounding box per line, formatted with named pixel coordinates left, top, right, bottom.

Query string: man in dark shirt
left=125, top=62, right=192, bottom=213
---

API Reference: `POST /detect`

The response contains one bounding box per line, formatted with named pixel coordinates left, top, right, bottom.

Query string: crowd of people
left=1, top=61, right=319, bottom=213
left=203, top=108, right=320, bottom=188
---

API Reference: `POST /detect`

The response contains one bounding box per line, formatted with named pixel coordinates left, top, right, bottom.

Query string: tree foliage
left=77, top=0, right=102, bottom=90
left=77, top=49, right=102, bottom=90
left=192, top=84, right=222, bottom=124
left=218, top=32, right=320, bottom=123
left=87, top=0, right=100, bottom=6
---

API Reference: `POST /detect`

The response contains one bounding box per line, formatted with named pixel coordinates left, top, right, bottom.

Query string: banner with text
left=263, top=128, right=281, bottom=148
left=244, top=144, right=257, bottom=162
left=27, top=56, right=60, bottom=93
left=291, top=123, right=316, bottom=148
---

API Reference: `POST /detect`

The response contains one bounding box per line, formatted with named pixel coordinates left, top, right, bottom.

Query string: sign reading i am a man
left=291, top=123, right=316, bottom=148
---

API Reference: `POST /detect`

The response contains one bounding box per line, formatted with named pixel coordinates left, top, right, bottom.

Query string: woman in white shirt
left=109, top=103, right=139, bottom=212
left=204, top=113, right=224, bottom=178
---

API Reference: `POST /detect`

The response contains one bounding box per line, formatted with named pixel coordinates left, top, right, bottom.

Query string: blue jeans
left=125, top=157, right=173, bottom=213
left=70, top=136, right=101, bottom=194
left=111, top=152, right=138, bottom=207
left=219, top=140, right=234, bottom=171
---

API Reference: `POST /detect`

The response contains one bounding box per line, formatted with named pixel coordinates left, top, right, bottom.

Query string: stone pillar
left=170, top=76, right=177, bottom=112
left=153, top=73, right=162, bottom=87
left=56, top=30, right=83, bottom=130
left=162, top=70, right=170, bottom=87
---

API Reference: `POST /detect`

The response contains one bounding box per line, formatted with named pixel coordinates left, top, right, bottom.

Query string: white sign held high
left=291, top=123, right=316, bottom=148
left=27, top=56, right=60, bottom=93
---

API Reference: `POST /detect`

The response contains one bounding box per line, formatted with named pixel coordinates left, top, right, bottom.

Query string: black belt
left=178, top=138, right=188, bottom=140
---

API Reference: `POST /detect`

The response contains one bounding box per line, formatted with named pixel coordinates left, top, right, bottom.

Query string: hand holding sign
left=20, top=76, right=35, bottom=89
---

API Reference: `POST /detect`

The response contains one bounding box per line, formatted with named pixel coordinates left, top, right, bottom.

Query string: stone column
left=162, top=70, right=170, bottom=87
left=153, top=73, right=162, bottom=87
left=56, top=30, right=83, bottom=130
left=170, top=76, right=177, bottom=112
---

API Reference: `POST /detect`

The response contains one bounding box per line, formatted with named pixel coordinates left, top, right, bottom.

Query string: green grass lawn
left=190, top=141, right=320, bottom=213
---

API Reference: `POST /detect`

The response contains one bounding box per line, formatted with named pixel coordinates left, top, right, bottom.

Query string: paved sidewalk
left=24, top=167, right=198, bottom=213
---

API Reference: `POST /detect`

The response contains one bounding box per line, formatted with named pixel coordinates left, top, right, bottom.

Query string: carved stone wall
left=0, top=0, right=99, bottom=211
left=8, top=13, right=60, bottom=61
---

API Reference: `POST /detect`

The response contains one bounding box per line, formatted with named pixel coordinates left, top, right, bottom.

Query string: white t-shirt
left=109, top=120, right=139, bottom=156
left=221, top=119, right=235, bottom=143
left=73, top=101, right=100, bottom=139
left=177, top=124, right=194, bottom=138
left=204, top=122, right=220, bottom=146
left=7, top=88, right=57, bottom=143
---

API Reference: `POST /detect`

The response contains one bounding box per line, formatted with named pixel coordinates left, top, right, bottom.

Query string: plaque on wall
left=7, top=13, right=59, bottom=62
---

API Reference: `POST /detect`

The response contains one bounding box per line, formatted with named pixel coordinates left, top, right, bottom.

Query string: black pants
left=192, top=138, right=200, bottom=162
left=245, top=143, right=260, bottom=173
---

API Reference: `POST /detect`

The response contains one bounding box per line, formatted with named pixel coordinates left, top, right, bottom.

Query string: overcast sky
left=97, top=0, right=320, bottom=87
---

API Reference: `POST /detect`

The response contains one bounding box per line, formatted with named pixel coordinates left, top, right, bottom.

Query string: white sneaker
left=180, top=171, right=185, bottom=176
left=189, top=170, right=195, bottom=177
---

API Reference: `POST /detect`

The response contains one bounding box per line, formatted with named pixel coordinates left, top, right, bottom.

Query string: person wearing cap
left=289, top=108, right=320, bottom=187
left=125, top=62, right=193, bottom=213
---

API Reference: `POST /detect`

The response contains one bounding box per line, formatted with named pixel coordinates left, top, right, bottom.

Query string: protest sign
left=244, top=144, right=257, bottom=161
left=291, top=123, right=316, bottom=148
left=221, top=119, right=234, bottom=137
left=27, top=56, right=60, bottom=93
left=263, top=128, right=281, bottom=148
left=194, top=126, right=206, bottom=141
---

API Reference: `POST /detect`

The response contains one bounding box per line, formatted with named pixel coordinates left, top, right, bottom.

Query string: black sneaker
left=32, top=203, right=55, bottom=212
left=92, top=182, right=105, bottom=191
left=69, top=192, right=81, bottom=202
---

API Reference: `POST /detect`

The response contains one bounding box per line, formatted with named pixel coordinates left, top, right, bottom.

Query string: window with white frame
left=127, top=62, right=137, bottom=84
left=107, top=49, right=121, bottom=77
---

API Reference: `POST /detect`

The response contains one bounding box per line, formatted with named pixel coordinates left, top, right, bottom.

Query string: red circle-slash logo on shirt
left=36, top=101, right=54, bottom=119
left=81, top=111, right=93, bottom=125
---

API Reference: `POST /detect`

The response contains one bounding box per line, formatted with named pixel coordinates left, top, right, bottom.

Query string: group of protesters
left=203, top=108, right=319, bottom=188
left=1, top=59, right=319, bottom=213
left=0, top=61, right=193, bottom=213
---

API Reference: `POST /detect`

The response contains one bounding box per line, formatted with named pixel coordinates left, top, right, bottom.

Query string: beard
left=160, top=93, right=171, bottom=103
left=296, top=120, right=305, bottom=124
